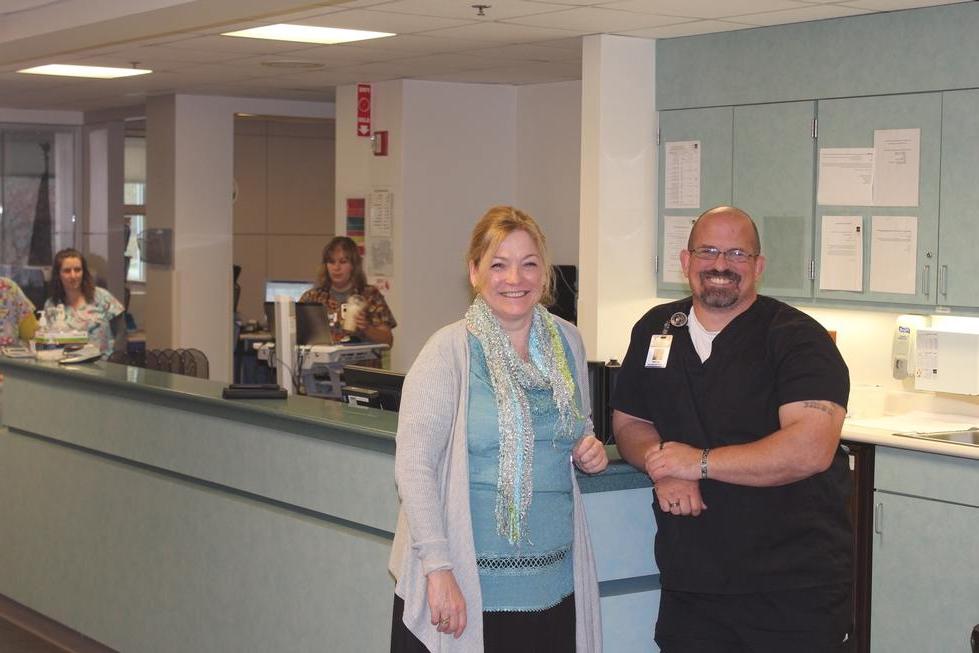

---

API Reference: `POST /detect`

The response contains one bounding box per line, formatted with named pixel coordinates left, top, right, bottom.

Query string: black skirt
left=391, top=593, right=576, bottom=653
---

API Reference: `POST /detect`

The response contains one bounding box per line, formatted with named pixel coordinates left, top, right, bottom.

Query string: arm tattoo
left=802, top=400, right=836, bottom=416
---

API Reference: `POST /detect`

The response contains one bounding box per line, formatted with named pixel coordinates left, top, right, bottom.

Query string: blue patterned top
left=467, top=332, right=584, bottom=612
left=0, top=277, right=35, bottom=346
left=45, top=287, right=124, bottom=355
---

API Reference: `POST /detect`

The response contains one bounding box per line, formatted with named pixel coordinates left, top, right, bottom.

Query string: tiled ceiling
left=0, top=0, right=969, bottom=113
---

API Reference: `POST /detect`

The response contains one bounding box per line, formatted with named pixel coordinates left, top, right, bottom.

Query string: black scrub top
left=612, top=296, right=852, bottom=594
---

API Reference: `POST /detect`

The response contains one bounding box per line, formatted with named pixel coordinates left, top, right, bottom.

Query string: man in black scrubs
left=612, top=206, right=852, bottom=652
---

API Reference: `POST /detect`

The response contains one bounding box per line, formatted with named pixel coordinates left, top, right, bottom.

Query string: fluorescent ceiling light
left=222, top=24, right=394, bottom=45
left=18, top=64, right=152, bottom=79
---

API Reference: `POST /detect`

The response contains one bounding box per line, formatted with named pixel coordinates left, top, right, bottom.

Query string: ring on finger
left=669, top=501, right=680, bottom=509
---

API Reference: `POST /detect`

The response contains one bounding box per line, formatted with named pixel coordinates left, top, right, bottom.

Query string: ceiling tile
left=374, top=0, right=570, bottom=20
left=525, top=0, right=616, bottom=6
left=620, top=19, right=754, bottom=38
left=157, top=34, right=318, bottom=55
left=601, top=0, right=809, bottom=20
left=734, top=4, right=869, bottom=25
left=418, top=21, right=581, bottom=42
left=504, top=6, right=692, bottom=31
left=343, top=33, right=498, bottom=53
left=297, top=8, right=476, bottom=33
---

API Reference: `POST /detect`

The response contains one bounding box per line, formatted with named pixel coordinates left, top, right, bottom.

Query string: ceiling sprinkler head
left=472, top=4, right=490, bottom=17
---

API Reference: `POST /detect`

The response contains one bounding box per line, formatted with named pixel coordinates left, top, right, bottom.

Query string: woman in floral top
left=299, top=236, right=397, bottom=346
left=0, top=277, right=38, bottom=346
left=45, top=248, right=125, bottom=356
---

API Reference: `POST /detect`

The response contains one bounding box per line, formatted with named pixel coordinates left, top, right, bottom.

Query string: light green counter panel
left=814, top=93, right=941, bottom=305
left=870, top=446, right=979, bottom=653
left=938, top=90, right=979, bottom=309
left=733, top=101, right=815, bottom=299
left=0, top=359, right=400, bottom=652
left=0, top=358, right=662, bottom=652
left=657, top=106, right=732, bottom=293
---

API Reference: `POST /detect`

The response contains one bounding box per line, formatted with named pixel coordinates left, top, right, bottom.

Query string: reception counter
left=0, top=358, right=658, bottom=652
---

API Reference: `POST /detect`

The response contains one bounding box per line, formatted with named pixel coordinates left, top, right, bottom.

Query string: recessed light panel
left=222, top=24, right=394, bottom=45
left=17, top=64, right=152, bottom=79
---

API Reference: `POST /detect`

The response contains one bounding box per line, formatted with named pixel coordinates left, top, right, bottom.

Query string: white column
left=578, top=34, right=658, bottom=362
left=145, top=94, right=333, bottom=382
left=84, top=122, right=126, bottom=298
left=145, top=94, right=234, bottom=381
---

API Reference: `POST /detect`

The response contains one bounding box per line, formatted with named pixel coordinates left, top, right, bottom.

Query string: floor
left=0, top=616, right=67, bottom=653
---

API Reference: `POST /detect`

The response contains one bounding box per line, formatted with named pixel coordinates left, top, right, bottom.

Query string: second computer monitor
left=294, top=302, right=335, bottom=346
left=265, top=279, right=313, bottom=303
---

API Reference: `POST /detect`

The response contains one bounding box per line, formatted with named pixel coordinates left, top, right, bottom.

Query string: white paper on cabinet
left=819, top=215, right=863, bottom=292
left=665, top=141, right=701, bottom=209
left=873, top=129, right=920, bottom=207
left=662, top=215, right=697, bottom=284
left=817, top=148, right=874, bottom=206
left=869, top=215, right=917, bottom=294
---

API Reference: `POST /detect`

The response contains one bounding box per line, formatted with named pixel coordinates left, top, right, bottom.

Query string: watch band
left=700, top=448, right=711, bottom=480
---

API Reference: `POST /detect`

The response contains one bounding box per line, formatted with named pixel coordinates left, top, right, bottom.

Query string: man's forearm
left=612, top=410, right=661, bottom=471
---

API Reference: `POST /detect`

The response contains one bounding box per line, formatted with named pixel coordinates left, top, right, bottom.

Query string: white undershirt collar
left=687, top=307, right=720, bottom=363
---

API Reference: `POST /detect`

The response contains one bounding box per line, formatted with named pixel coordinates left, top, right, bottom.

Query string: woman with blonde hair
left=389, top=206, right=606, bottom=652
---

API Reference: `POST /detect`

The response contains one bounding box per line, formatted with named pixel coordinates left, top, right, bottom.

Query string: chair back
left=109, top=347, right=209, bottom=380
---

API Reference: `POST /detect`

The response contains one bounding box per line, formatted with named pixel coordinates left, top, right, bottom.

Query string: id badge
left=645, top=334, right=672, bottom=368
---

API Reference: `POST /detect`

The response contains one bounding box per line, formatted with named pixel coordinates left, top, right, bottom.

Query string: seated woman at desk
left=0, top=277, right=38, bottom=346
left=45, top=248, right=125, bottom=356
left=299, top=236, right=396, bottom=346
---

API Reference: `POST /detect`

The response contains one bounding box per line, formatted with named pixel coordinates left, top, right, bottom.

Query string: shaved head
left=688, top=206, right=760, bottom=254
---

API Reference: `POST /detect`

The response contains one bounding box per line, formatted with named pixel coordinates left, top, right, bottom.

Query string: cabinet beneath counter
left=871, top=446, right=979, bottom=653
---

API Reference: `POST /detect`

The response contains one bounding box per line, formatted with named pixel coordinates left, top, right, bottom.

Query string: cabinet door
left=815, top=94, right=941, bottom=305
left=938, top=90, right=979, bottom=308
left=871, top=491, right=979, bottom=653
left=734, top=101, right=815, bottom=298
left=657, top=107, right=733, bottom=293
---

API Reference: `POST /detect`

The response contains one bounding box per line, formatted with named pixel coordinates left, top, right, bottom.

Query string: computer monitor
left=264, top=279, right=313, bottom=303
left=342, top=364, right=405, bottom=411
left=549, top=265, right=577, bottom=324
left=294, top=302, right=335, bottom=346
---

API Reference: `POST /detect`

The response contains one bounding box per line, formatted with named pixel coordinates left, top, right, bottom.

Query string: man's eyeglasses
left=688, top=246, right=758, bottom=264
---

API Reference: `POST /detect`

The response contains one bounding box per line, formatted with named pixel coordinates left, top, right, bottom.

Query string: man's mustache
left=699, top=269, right=741, bottom=284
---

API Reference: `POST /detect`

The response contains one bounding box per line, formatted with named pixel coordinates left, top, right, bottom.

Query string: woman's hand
left=354, top=311, right=369, bottom=332
left=426, top=569, right=467, bottom=638
left=572, top=435, right=608, bottom=474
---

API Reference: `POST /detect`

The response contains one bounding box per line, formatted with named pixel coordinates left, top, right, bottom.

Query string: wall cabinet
left=814, top=93, right=941, bottom=306
left=656, top=106, right=732, bottom=293
left=734, top=101, right=815, bottom=299
left=938, top=90, right=979, bottom=308
left=871, top=447, right=979, bottom=653
left=657, top=91, right=979, bottom=312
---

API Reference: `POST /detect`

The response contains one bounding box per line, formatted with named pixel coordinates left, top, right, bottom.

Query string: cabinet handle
left=922, top=265, right=931, bottom=297
left=874, top=502, right=883, bottom=534
left=940, top=264, right=948, bottom=298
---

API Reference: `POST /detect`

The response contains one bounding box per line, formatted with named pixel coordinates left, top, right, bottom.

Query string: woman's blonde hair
left=467, top=206, right=554, bottom=306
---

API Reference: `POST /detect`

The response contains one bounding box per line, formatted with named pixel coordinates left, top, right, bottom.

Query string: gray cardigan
left=389, top=317, right=602, bottom=652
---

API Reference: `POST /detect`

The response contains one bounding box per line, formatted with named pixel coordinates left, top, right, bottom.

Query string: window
left=124, top=137, right=146, bottom=283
